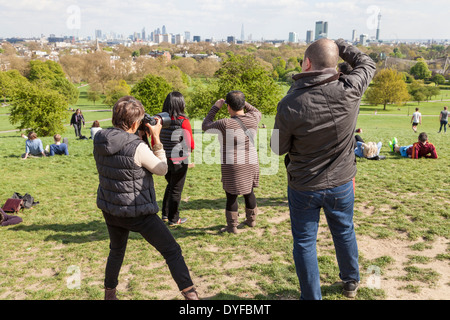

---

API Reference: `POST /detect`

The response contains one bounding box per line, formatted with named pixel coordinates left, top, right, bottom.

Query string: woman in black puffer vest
left=93, top=96, right=198, bottom=300
left=159, top=92, right=195, bottom=226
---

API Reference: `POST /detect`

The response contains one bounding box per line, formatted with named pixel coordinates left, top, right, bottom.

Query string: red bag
left=2, top=198, right=23, bottom=213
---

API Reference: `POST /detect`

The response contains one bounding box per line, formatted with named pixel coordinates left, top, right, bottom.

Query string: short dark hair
left=418, top=132, right=428, bottom=143
left=225, top=91, right=245, bottom=111
left=112, top=96, right=145, bottom=131
left=304, top=38, right=339, bottom=70
left=162, top=91, right=187, bottom=118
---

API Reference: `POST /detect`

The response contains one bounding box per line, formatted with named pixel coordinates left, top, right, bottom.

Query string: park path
left=0, top=117, right=112, bottom=134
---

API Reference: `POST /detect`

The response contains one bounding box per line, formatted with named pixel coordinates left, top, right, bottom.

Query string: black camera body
left=139, top=112, right=171, bottom=131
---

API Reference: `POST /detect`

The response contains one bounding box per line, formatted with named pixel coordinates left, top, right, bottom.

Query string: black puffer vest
left=160, top=118, right=189, bottom=160
left=93, top=128, right=158, bottom=218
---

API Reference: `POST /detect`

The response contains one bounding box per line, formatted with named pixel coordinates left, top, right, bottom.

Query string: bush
left=131, top=74, right=173, bottom=115
left=9, top=83, right=69, bottom=136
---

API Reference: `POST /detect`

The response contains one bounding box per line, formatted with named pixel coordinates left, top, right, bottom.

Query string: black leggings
left=225, top=190, right=257, bottom=211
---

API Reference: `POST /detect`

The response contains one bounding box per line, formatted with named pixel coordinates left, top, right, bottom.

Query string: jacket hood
left=93, top=127, right=139, bottom=156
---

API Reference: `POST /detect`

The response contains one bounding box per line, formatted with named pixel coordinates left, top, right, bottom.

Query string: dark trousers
left=439, top=120, right=448, bottom=133
left=102, top=211, right=194, bottom=291
left=73, top=123, right=82, bottom=137
left=225, top=189, right=257, bottom=212
left=162, top=160, right=188, bottom=223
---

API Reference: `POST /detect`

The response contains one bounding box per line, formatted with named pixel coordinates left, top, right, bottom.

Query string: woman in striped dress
left=202, top=91, right=262, bottom=233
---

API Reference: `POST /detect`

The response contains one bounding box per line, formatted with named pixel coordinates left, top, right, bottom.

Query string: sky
left=0, top=0, right=449, bottom=41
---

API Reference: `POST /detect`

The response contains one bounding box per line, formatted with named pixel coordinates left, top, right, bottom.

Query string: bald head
left=304, top=39, right=339, bottom=71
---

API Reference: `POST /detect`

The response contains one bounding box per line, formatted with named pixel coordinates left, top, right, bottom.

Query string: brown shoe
left=243, top=207, right=257, bottom=227
left=181, top=287, right=199, bottom=300
left=220, top=210, right=238, bottom=234
left=104, top=287, right=118, bottom=300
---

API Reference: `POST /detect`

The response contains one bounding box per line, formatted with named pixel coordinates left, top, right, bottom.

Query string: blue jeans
left=288, top=180, right=359, bottom=300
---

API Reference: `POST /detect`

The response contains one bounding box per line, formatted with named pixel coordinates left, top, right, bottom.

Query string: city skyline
left=0, top=0, right=449, bottom=41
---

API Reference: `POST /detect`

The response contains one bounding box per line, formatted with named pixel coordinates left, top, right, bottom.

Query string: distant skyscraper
left=227, top=36, right=236, bottom=44
left=288, top=32, right=298, bottom=43
left=314, top=21, right=328, bottom=40
left=142, top=27, right=146, bottom=41
left=175, top=34, right=185, bottom=44
left=193, top=35, right=201, bottom=42
left=241, top=24, right=245, bottom=41
left=95, top=29, right=102, bottom=39
left=162, top=25, right=167, bottom=34
left=306, top=30, right=313, bottom=43
left=360, top=34, right=368, bottom=46
left=185, top=31, right=191, bottom=42
left=376, top=13, right=381, bottom=41
left=352, top=29, right=357, bottom=43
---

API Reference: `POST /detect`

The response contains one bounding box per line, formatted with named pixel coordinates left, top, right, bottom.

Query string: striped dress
left=202, top=104, right=262, bottom=195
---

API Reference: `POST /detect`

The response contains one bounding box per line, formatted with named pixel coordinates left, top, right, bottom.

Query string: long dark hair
left=162, top=91, right=187, bottom=119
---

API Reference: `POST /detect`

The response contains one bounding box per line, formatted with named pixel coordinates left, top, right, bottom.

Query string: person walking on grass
left=202, top=91, right=261, bottom=234
left=411, top=107, right=422, bottom=133
left=438, top=106, right=448, bottom=133
left=271, top=38, right=376, bottom=300
left=70, top=108, right=85, bottom=137
left=93, top=96, right=198, bottom=300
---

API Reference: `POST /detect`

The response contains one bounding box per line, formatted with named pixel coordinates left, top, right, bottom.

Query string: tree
left=0, top=70, right=29, bottom=102
left=9, top=83, right=69, bottom=136
left=28, top=60, right=79, bottom=105
left=214, top=54, right=283, bottom=116
left=103, top=79, right=131, bottom=107
left=431, top=74, right=445, bottom=86
left=366, top=68, right=410, bottom=110
left=409, top=80, right=440, bottom=103
left=185, top=80, right=219, bottom=119
left=130, top=74, right=173, bottom=115
left=410, top=59, right=432, bottom=80
left=87, top=90, right=102, bottom=105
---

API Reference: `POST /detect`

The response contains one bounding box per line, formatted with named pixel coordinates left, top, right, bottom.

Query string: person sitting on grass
left=49, top=134, right=69, bottom=156
left=354, top=135, right=384, bottom=160
left=393, top=132, right=438, bottom=159
left=21, top=132, right=47, bottom=159
left=90, top=120, right=102, bottom=139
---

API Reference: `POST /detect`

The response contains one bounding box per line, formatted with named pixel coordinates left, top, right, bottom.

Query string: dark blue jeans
left=288, top=180, right=359, bottom=300
left=439, top=120, right=448, bottom=133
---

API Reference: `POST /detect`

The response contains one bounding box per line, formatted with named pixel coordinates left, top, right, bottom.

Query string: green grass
left=0, top=85, right=449, bottom=300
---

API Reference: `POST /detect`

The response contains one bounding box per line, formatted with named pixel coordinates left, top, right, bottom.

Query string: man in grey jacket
left=271, top=38, right=376, bottom=300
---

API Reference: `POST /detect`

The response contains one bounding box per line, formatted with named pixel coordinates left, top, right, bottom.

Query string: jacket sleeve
left=271, top=100, right=292, bottom=155
left=181, top=118, right=195, bottom=151
left=202, top=105, right=226, bottom=132
left=427, top=143, right=438, bottom=159
left=335, top=39, right=376, bottom=96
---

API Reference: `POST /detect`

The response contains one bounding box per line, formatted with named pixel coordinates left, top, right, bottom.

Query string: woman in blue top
left=21, top=132, right=46, bottom=159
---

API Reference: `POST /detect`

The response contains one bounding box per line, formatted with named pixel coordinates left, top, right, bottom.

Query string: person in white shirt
left=411, top=107, right=422, bottom=132
left=90, top=120, right=103, bottom=139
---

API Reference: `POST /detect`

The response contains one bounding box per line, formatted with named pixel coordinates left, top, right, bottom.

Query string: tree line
left=1, top=41, right=448, bottom=135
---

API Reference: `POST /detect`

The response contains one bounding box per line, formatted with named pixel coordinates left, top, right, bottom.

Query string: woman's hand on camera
left=145, top=118, right=162, bottom=143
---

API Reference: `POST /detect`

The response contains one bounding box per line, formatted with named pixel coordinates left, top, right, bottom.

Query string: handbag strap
left=232, top=117, right=255, bottom=146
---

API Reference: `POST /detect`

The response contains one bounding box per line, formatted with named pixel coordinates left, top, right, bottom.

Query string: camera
left=139, top=112, right=171, bottom=131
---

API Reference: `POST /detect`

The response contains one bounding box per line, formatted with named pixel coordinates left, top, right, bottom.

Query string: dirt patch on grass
left=357, top=235, right=449, bottom=300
